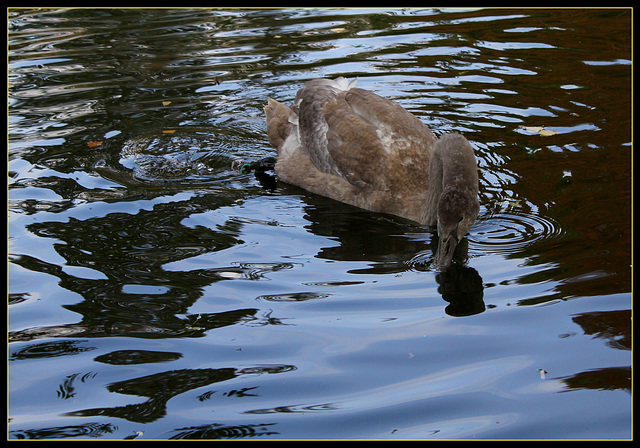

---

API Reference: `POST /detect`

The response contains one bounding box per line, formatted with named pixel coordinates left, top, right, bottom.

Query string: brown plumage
left=264, top=77, right=479, bottom=268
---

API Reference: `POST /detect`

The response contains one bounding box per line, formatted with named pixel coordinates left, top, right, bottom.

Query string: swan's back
left=265, top=78, right=438, bottom=224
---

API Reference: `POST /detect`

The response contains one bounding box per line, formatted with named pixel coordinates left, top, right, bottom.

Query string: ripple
left=118, top=128, right=235, bottom=183
left=10, top=422, right=117, bottom=440
left=10, top=339, right=94, bottom=360
left=256, top=292, right=331, bottom=302
left=469, top=211, right=562, bottom=256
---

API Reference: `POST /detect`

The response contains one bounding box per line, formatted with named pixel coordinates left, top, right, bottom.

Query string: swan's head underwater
left=435, top=186, right=480, bottom=269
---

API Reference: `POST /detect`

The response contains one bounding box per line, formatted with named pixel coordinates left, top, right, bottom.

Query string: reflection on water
left=436, top=265, right=485, bottom=317
left=9, top=8, right=631, bottom=440
left=65, top=364, right=296, bottom=424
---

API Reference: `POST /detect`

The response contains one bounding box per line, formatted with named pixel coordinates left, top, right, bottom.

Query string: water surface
left=8, top=8, right=631, bottom=440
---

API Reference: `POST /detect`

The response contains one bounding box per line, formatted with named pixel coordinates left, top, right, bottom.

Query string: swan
left=263, top=77, right=479, bottom=269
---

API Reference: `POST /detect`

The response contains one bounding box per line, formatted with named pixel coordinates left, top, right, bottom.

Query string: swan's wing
left=325, top=87, right=436, bottom=191
left=320, top=94, right=391, bottom=189
left=294, top=79, right=353, bottom=178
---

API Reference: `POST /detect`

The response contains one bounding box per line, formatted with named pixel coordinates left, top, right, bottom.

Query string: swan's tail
left=264, top=97, right=298, bottom=150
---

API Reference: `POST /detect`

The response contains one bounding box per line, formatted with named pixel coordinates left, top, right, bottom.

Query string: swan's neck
left=423, top=149, right=444, bottom=226
left=421, top=135, right=478, bottom=227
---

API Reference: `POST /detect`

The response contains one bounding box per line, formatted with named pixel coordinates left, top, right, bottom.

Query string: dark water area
left=8, top=8, right=631, bottom=440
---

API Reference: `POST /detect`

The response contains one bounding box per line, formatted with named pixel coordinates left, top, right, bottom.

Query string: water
left=8, top=8, right=631, bottom=440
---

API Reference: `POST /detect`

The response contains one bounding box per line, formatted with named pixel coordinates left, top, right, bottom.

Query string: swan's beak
left=437, top=232, right=458, bottom=270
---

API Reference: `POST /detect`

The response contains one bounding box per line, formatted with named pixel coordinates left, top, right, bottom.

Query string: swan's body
left=264, top=77, right=479, bottom=268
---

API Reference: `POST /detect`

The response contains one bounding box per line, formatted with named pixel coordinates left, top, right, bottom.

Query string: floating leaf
left=162, top=101, right=171, bottom=106
left=520, top=125, right=557, bottom=137
left=162, top=130, right=176, bottom=134
left=124, top=431, right=144, bottom=440
left=88, top=141, right=103, bottom=147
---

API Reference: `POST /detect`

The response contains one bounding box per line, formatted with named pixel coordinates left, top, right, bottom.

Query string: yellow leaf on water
left=162, top=130, right=176, bottom=134
left=521, top=125, right=557, bottom=136
left=87, top=141, right=103, bottom=147
left=162, top=101, right=171, bottom=106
